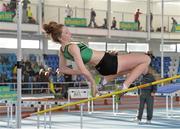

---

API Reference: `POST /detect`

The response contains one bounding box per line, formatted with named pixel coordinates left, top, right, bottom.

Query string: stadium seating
left=44, top=54, right=59, bottom=71
left=151, top=56, right=171, bottom=78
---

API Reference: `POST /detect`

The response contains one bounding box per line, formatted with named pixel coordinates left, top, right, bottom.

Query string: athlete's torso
left=61, top=43, right=105, bottom=66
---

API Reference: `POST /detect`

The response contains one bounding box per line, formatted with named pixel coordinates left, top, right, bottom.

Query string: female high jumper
left=43, top=21, right=151, bottom=96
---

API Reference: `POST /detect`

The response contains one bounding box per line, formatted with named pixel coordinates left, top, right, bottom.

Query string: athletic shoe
left=96, top=77, right=106, bottom=91
left=133, top=118, right=142, bottom=124
left=97, top=84, right=104, bottom=91
left=98, top=77, right=114, bottom=91
left=145, top=120, right=151, bottom=124
left=99, top=77, right=107, bottom=85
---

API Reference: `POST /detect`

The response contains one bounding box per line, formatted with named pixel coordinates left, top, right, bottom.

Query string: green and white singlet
left=62, top=43, right=93, bottom=64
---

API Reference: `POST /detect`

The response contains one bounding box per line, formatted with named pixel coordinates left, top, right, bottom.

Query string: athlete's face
left=61, top=26, right=72, bottom=42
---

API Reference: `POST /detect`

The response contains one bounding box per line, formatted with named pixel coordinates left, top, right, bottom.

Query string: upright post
left=107, top=0, right=111, bottom=38
left=147, top=0, right=151, bottom=41
left=161, top=0, right=164, bottom=79
left=16, top=0, right=22, bottom=128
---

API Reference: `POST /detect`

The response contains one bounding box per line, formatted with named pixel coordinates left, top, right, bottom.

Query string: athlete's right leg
left=117, top=53, right=151, bottom=89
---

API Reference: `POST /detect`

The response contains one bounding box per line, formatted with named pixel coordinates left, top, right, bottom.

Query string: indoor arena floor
left=0, top=108, right=180, bottom=129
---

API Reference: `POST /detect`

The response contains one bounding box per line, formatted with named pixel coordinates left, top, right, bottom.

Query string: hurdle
left=0, top=100, right=16, bottom=128
left=21, top=98, right=68, bottom=128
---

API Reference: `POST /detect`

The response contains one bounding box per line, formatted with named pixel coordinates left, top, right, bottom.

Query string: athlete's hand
left=56, top=68, right=64, bottom=75
left=87, top=82, right=98, bottom=97
left=92, top=85, right=98, bottom=97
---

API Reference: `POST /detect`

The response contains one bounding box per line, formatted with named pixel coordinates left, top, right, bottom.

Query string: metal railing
left=0, top=81, right=89, bottom=96
left=0, top=2, right=180, bottom=32
left=43, top=5, right=180, bottom=32
left=0, top=1, right=39, bottom=24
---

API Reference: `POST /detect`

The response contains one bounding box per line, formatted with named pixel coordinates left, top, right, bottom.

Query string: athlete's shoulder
left=68, top=43, right=80, bottom=52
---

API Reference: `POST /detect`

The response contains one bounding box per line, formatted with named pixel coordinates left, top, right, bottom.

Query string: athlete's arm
left=58, top=48, right=82, bottom=75
left=68, top=44, right=95, bottom=85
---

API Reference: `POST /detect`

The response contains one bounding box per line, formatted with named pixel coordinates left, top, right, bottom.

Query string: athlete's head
left=43, top=21, right=71, bottom=43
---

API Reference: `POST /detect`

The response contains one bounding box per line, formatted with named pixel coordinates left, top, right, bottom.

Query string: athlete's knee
left=143, top=67, right=149, bottom=75
left=144, top=54, right=151, bottom=65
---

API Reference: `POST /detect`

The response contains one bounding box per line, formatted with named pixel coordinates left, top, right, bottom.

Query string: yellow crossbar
left=31, top=75, right=180, bottom=116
